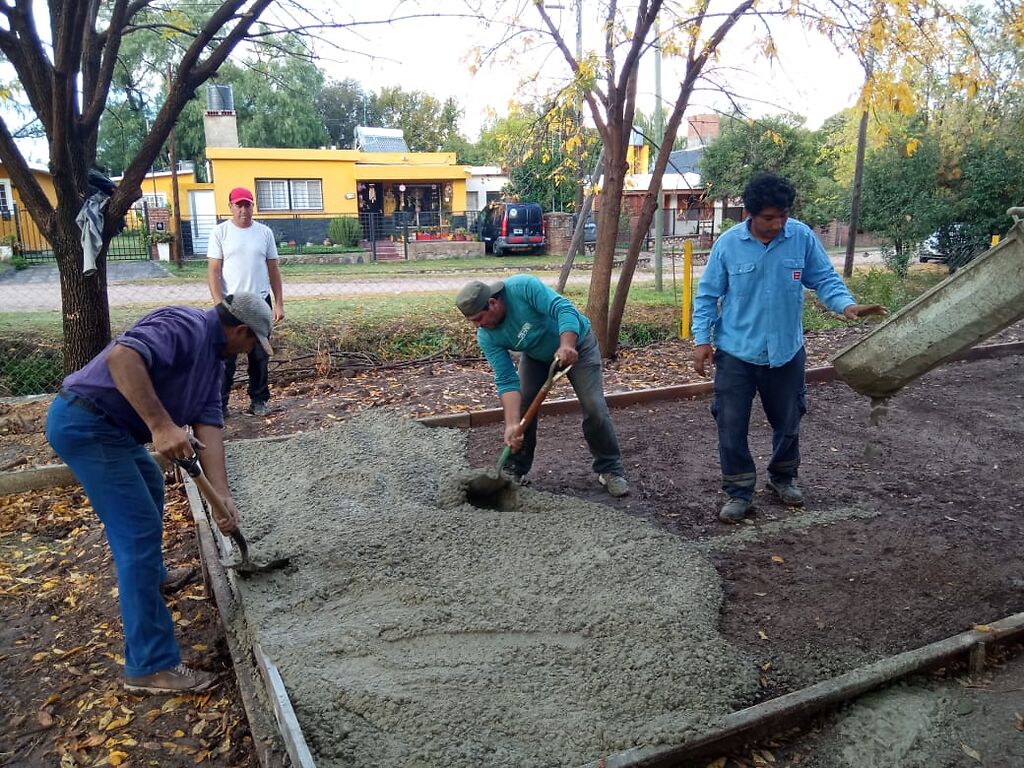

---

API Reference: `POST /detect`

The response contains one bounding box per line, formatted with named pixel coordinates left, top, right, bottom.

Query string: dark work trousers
left=222, top=294, right=272, bottom=408
left=711, top=347, right=807, bottom=502
left=505, top=331, right=625, bottom=479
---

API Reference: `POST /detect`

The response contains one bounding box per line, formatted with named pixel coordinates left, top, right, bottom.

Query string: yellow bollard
left=680, top=239, right=693, bottom=339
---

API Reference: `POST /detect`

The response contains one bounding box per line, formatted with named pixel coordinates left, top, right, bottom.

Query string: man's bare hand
left=843, top=303, right=887, bottom=320
left=213, top=497, right=240, bottom=534
left=152, top=424, right=194, bottom=461
left=554, top=345, right=578, bottom=367
left=694, top=343, right=715, bottom=377
left=503, top=424, right=524, bottom=453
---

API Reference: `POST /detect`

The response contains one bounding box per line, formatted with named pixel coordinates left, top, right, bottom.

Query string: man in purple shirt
left=45, top=293, right=273, bottom=694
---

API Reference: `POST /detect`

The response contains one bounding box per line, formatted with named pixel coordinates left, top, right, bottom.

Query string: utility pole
left=167, top=64, right=184, bottom=267
left=844, top=57, right=873, bottom=278
left=653, top=17, right=664, bottom=291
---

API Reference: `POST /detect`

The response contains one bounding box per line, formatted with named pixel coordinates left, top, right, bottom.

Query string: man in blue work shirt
left=45, top=293, right=273, bottom=693
left=456, top=274, right=629, bottom=497
left=692, top=172, right=885, bottom=523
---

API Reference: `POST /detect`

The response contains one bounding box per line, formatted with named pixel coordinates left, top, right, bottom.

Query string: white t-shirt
left=207, top=220, right=279, bottom=298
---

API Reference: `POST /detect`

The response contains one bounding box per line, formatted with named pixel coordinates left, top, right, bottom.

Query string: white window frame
left=0, top=179, right=12, bottom=214
left=255, top=178, right=323, bottom=212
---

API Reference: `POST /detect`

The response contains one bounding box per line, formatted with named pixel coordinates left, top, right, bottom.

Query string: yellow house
left=0, top=161, right=56, bottom=254
left=206, top=146, right=468, bottom=218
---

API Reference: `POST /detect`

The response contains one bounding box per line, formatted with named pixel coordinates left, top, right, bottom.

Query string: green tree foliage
left=100, top=35, right=329, bottom=174
left=698, top=114, right=840, bottom=226
left=857, top=124, right=943, bottom=266
left=370, top=87, right=462, bottom=152
left=484, top=106, right=597, bottom=211
left=318, top=79, right=369, bottom=148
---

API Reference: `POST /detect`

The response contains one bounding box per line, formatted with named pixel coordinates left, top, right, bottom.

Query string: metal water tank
left=206, top=84, right=234, bottom=112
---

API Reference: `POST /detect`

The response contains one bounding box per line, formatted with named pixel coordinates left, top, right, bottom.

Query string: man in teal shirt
left=693, top=172, right=884, bottom=523
left=456, top=275, right=629, bottom=497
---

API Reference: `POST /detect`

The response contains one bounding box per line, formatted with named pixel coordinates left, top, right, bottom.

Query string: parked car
left=918, top=223, right=985, bottom=265
left=476, top=201, right=546, bottom=255
left=917, top=231, right=948, bottom=263
left=572, top=212, right=598, bottom=244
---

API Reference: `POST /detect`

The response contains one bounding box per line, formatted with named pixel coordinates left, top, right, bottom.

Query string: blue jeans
left=506, top=331, right=625, bottom=478
left=46, top=394, right=180, bottom=677
left=711, top=348, right=807, bottom=502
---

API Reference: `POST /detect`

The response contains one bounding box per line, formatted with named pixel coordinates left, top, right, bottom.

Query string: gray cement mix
left=222, top=412, right=759, bottom=767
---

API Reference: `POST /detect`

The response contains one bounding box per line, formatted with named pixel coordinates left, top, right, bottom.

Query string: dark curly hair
left=742, top=172, right=796, bottom=216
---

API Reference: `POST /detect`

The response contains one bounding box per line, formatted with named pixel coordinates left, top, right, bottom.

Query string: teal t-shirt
left=478, top=274, right=590, bottom=395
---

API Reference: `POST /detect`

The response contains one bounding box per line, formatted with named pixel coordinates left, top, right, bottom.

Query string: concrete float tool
left=174, top=448, right=290, bottom=577
left=463, top=358, right=571, bottom=508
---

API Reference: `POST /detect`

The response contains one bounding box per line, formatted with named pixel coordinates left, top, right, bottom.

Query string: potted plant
left=454, top=228, right=468, bottom=241
left=149, top=229, right=175, bottom=261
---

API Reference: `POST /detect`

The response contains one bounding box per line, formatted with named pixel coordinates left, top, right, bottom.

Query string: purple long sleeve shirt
left=62, top=307, right=226, bottom=444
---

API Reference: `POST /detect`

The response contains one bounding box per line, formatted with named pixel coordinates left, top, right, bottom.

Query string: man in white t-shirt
left=207, top=186, right=284, bottom=417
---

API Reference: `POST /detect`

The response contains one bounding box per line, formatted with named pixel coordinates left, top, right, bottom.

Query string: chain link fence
left=1, top=206, right=698, bottom=398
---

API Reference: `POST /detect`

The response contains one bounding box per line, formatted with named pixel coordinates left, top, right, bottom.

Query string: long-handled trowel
left=174, top=451, right=290, bottom=577
left=462, top=359, right=572, bottom=507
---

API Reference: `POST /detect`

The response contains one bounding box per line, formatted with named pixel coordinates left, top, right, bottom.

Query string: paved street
left=0, top=251, right=884, bottom=312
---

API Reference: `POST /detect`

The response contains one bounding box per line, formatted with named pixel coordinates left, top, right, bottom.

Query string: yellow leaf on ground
left=972, top=625, right=994, bottom=633
left=108, top=750, right=129, bottom=766
left=105, top=714, right=133, bottom=731
left=771, top=555, right=785, bottom=564
left=961, top=744, right=982, bottom=762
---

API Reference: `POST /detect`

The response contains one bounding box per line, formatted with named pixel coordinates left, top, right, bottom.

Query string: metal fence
left=0, top=204, right=153, bottom=263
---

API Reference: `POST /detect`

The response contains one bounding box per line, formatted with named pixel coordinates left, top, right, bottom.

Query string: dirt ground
left=3, top=321, right=1024, bottom=766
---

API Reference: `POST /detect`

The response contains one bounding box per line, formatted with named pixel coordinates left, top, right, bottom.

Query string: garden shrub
left=327, top=217, right=362, bottom=248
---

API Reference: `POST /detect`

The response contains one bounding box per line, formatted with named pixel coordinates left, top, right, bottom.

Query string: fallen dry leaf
left=961, top=743, right=982, bottom=762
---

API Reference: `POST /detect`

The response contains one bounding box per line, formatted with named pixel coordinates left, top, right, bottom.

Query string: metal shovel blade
left=224, top=529, right=290, bottom=577
left=462, top=468, right=517, bottom=510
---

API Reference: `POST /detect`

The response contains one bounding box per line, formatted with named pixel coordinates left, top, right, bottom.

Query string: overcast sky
left=316, top=1, right=866, bottom=140
left=5, top=0, right=866, bottom=163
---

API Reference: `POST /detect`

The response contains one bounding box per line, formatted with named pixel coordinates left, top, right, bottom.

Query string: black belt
left=58, top=388, right=110, bottom=420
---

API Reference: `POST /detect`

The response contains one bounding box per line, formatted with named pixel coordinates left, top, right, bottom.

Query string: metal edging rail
left=415, top=340, right=1024, bottom=430
left=579, top=612, right=1024, bottom=767
left=181, top=468, right=316, bottom=768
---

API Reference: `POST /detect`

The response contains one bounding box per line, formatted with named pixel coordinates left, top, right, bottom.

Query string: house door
left=189, top=190, right=217, bottom=255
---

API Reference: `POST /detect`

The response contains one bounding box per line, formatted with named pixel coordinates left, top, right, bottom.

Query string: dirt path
left=461, top=354, right=1024, bottom=765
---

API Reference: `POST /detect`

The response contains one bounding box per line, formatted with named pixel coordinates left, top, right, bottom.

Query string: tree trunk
left=55, top=207, right=111, bottom=374
left=586, top=141, right=628, bottom=356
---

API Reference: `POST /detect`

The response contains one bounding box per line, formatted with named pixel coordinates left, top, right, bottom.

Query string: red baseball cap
left=229, top=187, right=254, bottom=204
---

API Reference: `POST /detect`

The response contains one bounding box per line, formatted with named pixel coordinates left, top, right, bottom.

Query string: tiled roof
left=667, top=148, right=703, bottom=175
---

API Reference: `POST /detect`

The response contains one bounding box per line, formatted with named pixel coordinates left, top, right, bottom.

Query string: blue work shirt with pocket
left=692, top=217, right=855, bottom=367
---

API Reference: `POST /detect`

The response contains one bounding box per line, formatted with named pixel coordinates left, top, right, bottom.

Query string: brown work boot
left=125, top=664, right=216, bottom=694
left=160, top=566, right=197, bottom=595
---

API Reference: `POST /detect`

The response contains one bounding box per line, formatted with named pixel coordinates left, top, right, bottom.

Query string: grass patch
left=158, top=255, right=594, bottom=282
left=1, top=264, right=948, bottom=394
left=803, top=267, right=946, bottom=332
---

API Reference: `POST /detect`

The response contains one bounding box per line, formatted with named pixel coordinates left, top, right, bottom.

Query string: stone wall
left=407, top=241, right=485, bottom=260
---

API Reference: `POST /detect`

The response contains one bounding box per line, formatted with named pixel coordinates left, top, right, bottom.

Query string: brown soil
left=3, top=320, right=1024, bottom=766
left=0, top=480, right=258, bottom=767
